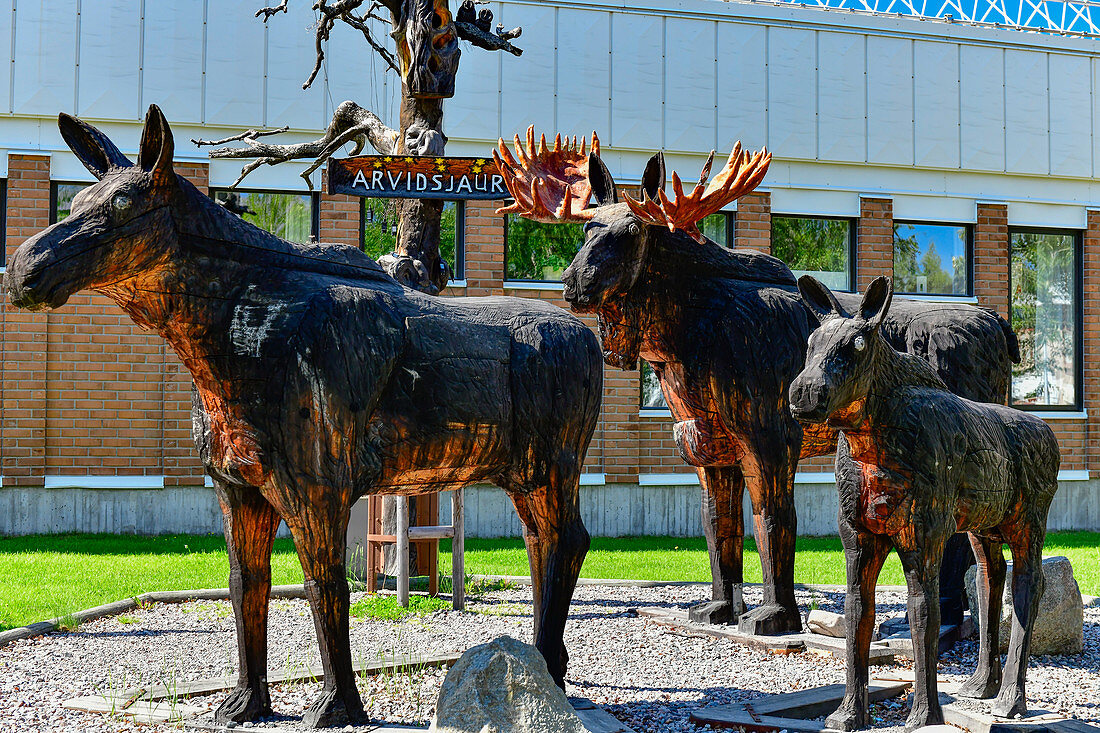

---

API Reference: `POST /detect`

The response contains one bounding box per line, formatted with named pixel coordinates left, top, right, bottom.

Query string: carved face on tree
left=395, top=0, right=461, bottom=98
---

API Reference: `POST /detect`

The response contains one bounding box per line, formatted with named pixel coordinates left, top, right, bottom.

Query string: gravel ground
left=0, top=583, right=1097, bottom=732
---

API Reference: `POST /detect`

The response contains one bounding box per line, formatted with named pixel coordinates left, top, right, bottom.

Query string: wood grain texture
left=790, top=276, right=1059, bottom=732
left=5, top=106, right=602, bottom=728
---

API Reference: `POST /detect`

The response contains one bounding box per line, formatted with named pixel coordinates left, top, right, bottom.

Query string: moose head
left=788, top=275, right=894, bottom=427
left=494, top=131, right=771, bottom=312
left=6, top=105, right=180, bottom=312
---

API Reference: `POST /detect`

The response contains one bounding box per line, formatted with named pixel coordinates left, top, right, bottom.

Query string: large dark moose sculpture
left=495, top=134, right=1019, bottom=635
left=6, top=107, right=603, bottom=727
left=790, top=276, right=1059, bottom=731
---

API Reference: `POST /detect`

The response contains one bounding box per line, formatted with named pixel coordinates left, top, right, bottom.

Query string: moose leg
left=897, top=539, right=949, bottom=732
left=738, top=447, right=801, bottom=635
left=993, top=530, right=1046, bottom=718
left=958, top=533, right=1006, bottom=700
left=507, top=472, right=590, bottom=688
left=281, top=505, right=365, bottom=728
left=826, top=525, right=891, bottom=732
left=214, top=483, right=282, bottom=724
left=689, top=465, right=747, bottom=625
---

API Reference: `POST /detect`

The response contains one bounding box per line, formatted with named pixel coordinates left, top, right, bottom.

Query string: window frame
left=360, top=199, right=465, bottom=281
left=1008, top=226, right=1083, bottom=412
left=0, top=179, right=6, bottom=268
left=771, top=213, right=857, bottom=293
left=208, top=187, right=320, bottom=243
left=891, top=219, right=974, bottom=298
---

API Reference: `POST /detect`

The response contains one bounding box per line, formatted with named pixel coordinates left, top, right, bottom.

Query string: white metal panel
left=892, top=194, right=975, bottom=223
left=1009, top=202, right=1087, bottom=229
left=866, top=35, right=913, bottom=166
left=610, top=12, right=662, bottom=151
left=913, top=41, right=959, bottom=169
left=768, top=27, right=816, bottom=160
left=716, top=22, right=766, bottom=151
left=324, top=22, right=391, bottom=130
left=959, top=45, right=1004, bottom=172
left=0, top=5, right=15, bottom=114
left=556, top=8, right=609, bottom=141
left=770, top=187, right=859, bottom=217
left=449, top=2, right=503, bottom=142
left=499, top=2, right=555, bottom=142
left=816, top=31, right=864, bottom=163
left=77, top=0, right=140, bottom=119
left=1048, top=54, right=1091, bottom=179
left=142, top=0, right=204, bottom=125
left=204, top=2, right=265, bottom=126
left=13, top=1, right=78, bottom=116
left=266, top=2, right=325, bottom=130
left=665, top=17, right=715, bottom=153
left=1004, top=49, right=1049, bottom=175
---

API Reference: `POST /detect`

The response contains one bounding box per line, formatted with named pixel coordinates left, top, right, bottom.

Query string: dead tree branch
left=192, top=101, right=398, bottom=188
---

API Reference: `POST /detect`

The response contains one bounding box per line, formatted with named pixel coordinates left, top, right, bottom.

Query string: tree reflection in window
left=212, top=189, right=314, bottom=244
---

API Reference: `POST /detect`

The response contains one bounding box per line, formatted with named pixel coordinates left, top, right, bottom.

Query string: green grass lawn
left=1, top=531, right=1096, bottom=632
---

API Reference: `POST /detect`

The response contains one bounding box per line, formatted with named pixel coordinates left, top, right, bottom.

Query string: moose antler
left=625, top=143, right=771, bottom=243
left=493, top=125, right=600, bottom=222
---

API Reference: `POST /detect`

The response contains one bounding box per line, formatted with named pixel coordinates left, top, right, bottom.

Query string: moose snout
left=562, top=264, right=584, bottom=307
left=789, top=374, right=829, bottom=423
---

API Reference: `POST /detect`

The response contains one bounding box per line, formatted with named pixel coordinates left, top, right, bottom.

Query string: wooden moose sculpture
left=790, top=275, right=1059, bottom=731
left=6, top=107, right=604, bottom=727
left=495, top=132, right=1020, bottom=635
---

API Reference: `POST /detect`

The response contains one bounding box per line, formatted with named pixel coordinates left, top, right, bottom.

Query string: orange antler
left=624, top=143, right=771, bottom=243
left=493, top=125, right=600, bottom=222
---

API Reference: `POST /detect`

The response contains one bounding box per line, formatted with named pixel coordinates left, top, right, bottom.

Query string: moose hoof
left=689, top=600, right=743, bottom=626
left=214, top=684, right=271, bottom=724
left=825, top=706, right=865, bottom=731
left=302, top=687, right=366, bottom=728
left=991, top=688, right=1027, bottom=719
left=957, top=671, right=1001, bottom=700
left=738, top=603, right=802, bottom=636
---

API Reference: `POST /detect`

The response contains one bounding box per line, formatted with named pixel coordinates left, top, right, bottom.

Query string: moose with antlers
left=791, top=276, right=1058, bottom=731
left=495, top=131, right=1019, bottom=634
left=6, top=107, right=603, bottom=727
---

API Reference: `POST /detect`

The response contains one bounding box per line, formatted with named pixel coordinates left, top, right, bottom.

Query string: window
left=505, top=215, right=584, bottom=282
left=361, top=200, right=464, bottom=280
left=1010, top=229, right=1081, bottom=409
left=700, top=212, right=734, bottom=247
left=52, top=182, right=92, bottom=224
left=211, top=189, right=318, bottom=244
left=893, top=222, right=971, bottom=296
left=640, top=362, right=666, bottom=410
left=772, top=216, right=854, bottom=291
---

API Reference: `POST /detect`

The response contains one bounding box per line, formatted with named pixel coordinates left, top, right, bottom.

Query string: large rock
left=429, top=636, right=588, bottom=733
left=807, top=609, right=846, bottom=638
left=963, top=555, right=1083, bottom=656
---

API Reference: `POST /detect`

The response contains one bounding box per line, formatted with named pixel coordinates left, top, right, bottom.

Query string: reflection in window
left=700, top=212, right=733, bottom=247
left=361, top=200, right=464, bottom=280
left=772, top=216, right=852, bottom=291
left=1011, top=230, right=1079, bottom=408
left=893, top=222, right=970, bottom=296
left=505, top=215, right=584, bottom=281
left=53, top=182, right=92, bottom=223
left=212, top=189, right=315, bottom=244
left=641, top=362, right=667, bottom=410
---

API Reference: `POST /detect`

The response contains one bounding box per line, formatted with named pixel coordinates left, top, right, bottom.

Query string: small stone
left=807, top=609, right=846, bottom=638
left=429, top=636, right=588, bottom=733
left=964, top=555, right=1084, bottom=656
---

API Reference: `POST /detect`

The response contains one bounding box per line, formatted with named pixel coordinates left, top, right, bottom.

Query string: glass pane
left=700, top=212, right=730, bottom=247
left=440, top=201, right=461, bottom=279
left=893, top=223, right=969, bottom=295
left=213, top=190, right=313, bottom=244
left=772, top=216, right=850, bottom=290
left=360, top=199, right=401, bottom=260
left=55, top=183, right=91, bottom=222
left=505, top=215, right=584, bottom=281
left=640, top=362, right=667, bottom=409
left=1011, top=231, right=1077, bottom=407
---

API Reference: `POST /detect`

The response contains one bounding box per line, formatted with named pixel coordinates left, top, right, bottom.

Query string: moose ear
left=58, top=113, right=132, bottom=179
left=137, top=104, right=175, bottom=183
left=859, top=276, right=893, bottom=327
left=588, top=152, right=619, bottom=207
left=798, top=275, right=846, bottom=321
left=639, top=151, right=665, bottom=201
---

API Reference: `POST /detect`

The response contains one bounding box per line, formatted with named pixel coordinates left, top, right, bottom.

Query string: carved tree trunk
left=395, top=90, right=448, bottom=294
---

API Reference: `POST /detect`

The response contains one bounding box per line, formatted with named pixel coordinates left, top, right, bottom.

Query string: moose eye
left=627, top=223, right=640, bottom=236
left=112, top=194, right=131, bottom=213
left=853, top=335, right=866, bottom=352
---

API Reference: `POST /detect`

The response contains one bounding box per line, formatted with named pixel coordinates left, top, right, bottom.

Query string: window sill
left=1022, top=410, right=1088, bottom=420
left=639, top=409, right=672, bottom=418
left=446, top=279, right=467, bottom=289
left=503, top=281, right=565, bottom=291
left=895, top=294, right=979, bottom=304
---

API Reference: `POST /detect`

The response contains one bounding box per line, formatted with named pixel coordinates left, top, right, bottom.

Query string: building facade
left=2, top=0, right=1100, bottom=536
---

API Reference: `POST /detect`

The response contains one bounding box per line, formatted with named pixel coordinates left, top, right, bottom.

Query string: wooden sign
left=328, top=155, right=506, bottom=200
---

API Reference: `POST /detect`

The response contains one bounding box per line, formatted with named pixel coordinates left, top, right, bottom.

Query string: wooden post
left=397, top=495, right=410, bottom=608
left=451, top=488, right=465, bottom=610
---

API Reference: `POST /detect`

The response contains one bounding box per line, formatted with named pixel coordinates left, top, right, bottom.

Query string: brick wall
left=735, top=192, right=770, bottom=253
left=857, top=197, right=893, bottom=290
left=1085, top=210, right=1100, bottom=474
left=319, top=178, right=360, bottom=248
left=974, top=202, right=1009, bottom=317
